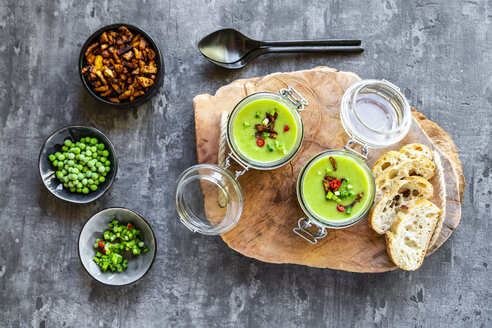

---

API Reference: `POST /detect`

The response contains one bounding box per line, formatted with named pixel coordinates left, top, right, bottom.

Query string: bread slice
left=386, top=199, right=441, bottom=271
left=372, top=151, right=407, bottom=178
left=369, top=177, right=434, bottom=234
left=372, top=143, right=434, bottom=178
left=400, top=143, right=433, bottom=161
left=374, top=157, right=435, bottom=198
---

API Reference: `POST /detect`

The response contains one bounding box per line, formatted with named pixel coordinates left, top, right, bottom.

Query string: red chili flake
left=256, top=139, right=265, bottom=147
left=283, top=125, right=290, bottom=132
left=330, top=179, right=341, bottom=190
left=98, top=241, right=104, bottom=248
left=101, top=249, right=106, bottom=254
left=127, top=223, right=133, bottom=228
left=337, top=205, right=346, bottom=212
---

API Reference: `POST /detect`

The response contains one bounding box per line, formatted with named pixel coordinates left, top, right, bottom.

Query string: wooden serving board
left=193, top=67, right=464, bottom=273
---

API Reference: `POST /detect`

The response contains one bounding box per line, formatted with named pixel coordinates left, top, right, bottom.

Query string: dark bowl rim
left=38, top=124, right=118, bottom=204
left=77, top=207, right=157, bottom=287
left=78, top=23, right=164, bottom=108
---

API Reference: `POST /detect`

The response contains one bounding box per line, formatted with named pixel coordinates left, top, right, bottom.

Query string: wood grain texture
left=194, top=67, right=464, bottom=273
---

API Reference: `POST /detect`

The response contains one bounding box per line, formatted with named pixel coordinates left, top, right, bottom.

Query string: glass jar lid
left=175, top=164, right=243, bottom=235
left=340, top=79, right=411, bottom=149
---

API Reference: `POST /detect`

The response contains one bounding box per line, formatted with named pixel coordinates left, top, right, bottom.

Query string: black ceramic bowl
left=38, top=125, right=118, bottom=203
left=78, top=207, right=156, bottom=286
left=78, top=23, right=164, bottom=108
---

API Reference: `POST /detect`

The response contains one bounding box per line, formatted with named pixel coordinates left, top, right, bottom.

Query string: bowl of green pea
left=38, top=125, right=117, bottom=203
left=78, top=207, right=156, bottom=286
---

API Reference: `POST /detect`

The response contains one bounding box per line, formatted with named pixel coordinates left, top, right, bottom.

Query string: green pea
left=82, top=187, right=89, bottom=194
left=82, top=178, right=88, bottom=185
left=105, top=166, right=110, bottom=172
left=73, top=147, right=80, bottom=154
left=88, top=179, right=94, bottom=185
left=53, top=160, right=58, bottom=167
left=100, top=157, right=107, bottom=162
left=77, top=182, right=83, bottom=189
left=58, top=154, right=65, bottom=161
left=77, top=173, right=84, bottom=180
left=95, top=162, right=102, bottom=168
left=90, top=185, right=98, bottom=191
left=62, top=146, right=68, bottom=152
left=90, top=138, right=98, bottom=145
left=105, top=161, right=110, bottom=166
left=76, top=188, right=82, bottom=193
left=68, top=160, right=75, bottom=166
left=80, top=143, right=86, bottom=150
left=92, top=153, right=98, bottom=158
left=99, top=166, right=106, bottom=173
left=64, top=139, right=72, bottom=147
left=70, top=187, right=76, bottom=192
left=99, top=177, right=105, bottom=183
left=49, top=154, right=56, bottom=161
left=90, top=146, right=97, bottom=153
left=97, top=143, right=105, bottom=150
left=102, top=150, right=109, bottom=157
left=77, top=164, right=83, bottom=171
left=68, top=153, right=75, bottom=160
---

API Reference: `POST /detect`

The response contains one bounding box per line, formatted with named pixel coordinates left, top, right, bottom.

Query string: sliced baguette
left=372, top=143, right=434, bottom=178
left=369, top=177, right=434, bottom=234
left=386, top=199, right=441, bottom=271
left=372, top=151, right=407, bottom=178
left=400, top=143, right=434, bottom=161
left=374, top=157, right=435, bottom=198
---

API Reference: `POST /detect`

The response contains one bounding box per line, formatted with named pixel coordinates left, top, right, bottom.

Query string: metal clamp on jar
left=176, top=87, right=308, bottom=235
left=293, top=79, right=412, bottom=244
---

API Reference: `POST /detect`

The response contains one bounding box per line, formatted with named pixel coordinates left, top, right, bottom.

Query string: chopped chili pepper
left=98, top=241, right=105, bottom=248
left=337, top=204, right=346, bottom=212
left=284, top=125, right=290, bottom=132
left=127, top=223, right=133, bottom=228
left=330, top=179, right=341, bottom=190
left=101, top=249, right=106, bottom=254
left=256, top=138, right=265, bottom=147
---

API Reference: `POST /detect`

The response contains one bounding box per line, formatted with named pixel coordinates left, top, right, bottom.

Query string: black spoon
left=198, top=29, right=363, bottom=69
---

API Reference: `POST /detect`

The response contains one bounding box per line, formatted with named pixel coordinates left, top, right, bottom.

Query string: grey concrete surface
left=0, top=0, right=491, bottom=327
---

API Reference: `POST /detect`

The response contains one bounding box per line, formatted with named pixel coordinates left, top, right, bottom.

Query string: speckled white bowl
left=78, top=208, right=156, bottom=286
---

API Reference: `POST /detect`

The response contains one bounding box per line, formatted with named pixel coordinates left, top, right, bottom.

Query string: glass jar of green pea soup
left=175, top=86, right=308, bottom=235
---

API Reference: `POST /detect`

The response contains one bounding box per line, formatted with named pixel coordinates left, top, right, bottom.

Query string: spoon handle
left=262, top=39, right=361, bottom=47
left=265, top=46, right=364, bottom=53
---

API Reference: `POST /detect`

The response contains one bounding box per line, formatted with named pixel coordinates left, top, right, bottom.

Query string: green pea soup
left=302, top=154, right=372, bottom=222
left=232, top=98, right=298, bottom=163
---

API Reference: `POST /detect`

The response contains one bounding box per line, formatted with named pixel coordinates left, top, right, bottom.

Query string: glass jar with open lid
left=175, top=87, right=308, bottom=235
left=293, top=79, right=412, bottom=244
